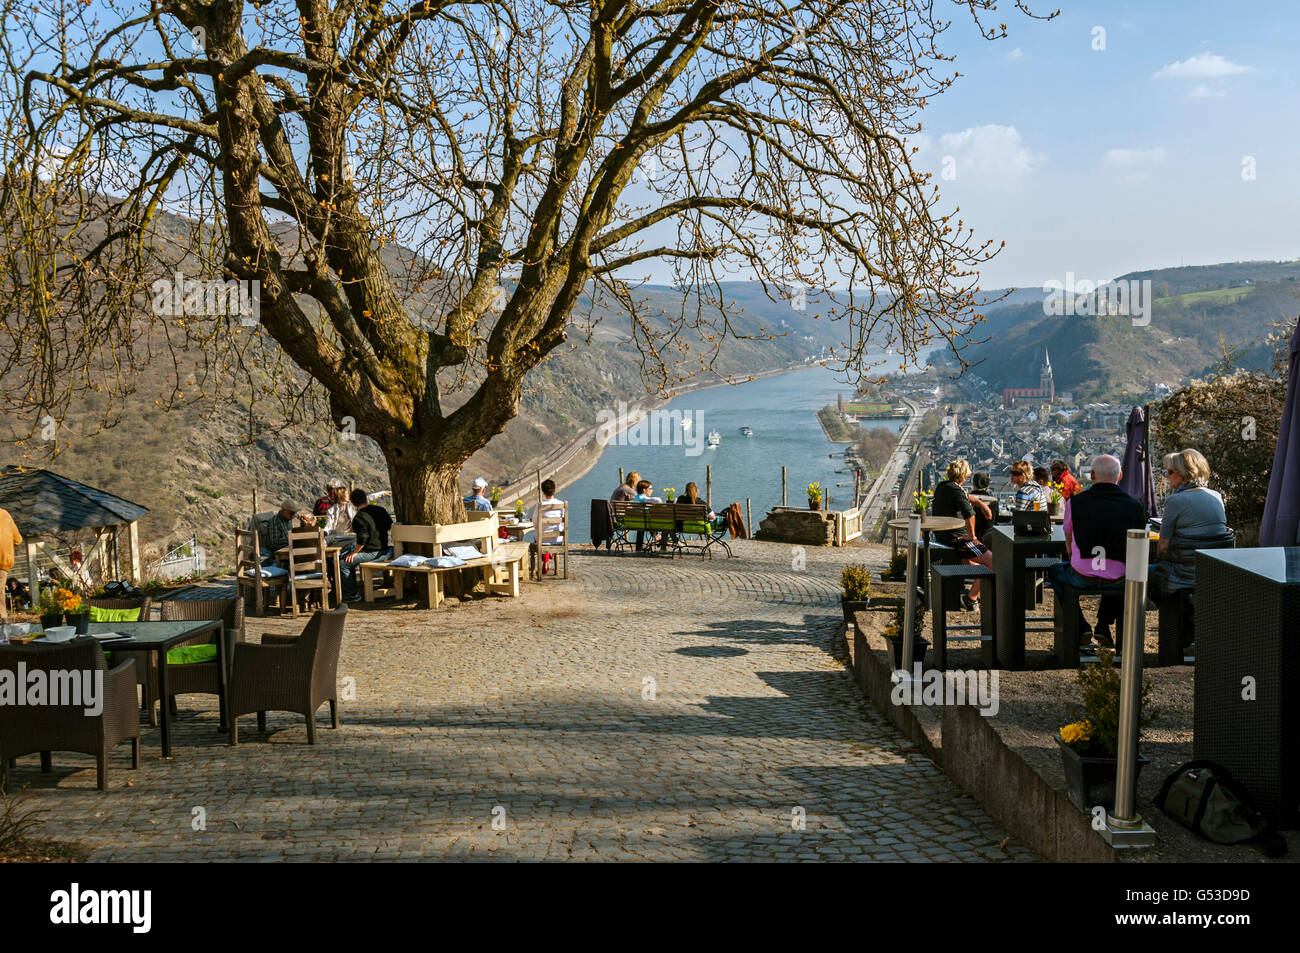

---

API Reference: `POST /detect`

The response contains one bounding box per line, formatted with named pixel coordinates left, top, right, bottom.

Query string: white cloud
left=1007, top=47, right=1023, bottom=61
left=1187, top=83, right=1226, bottom=100
left=1102, top=147, right=1166, bottom=184
left=1153, top=52, right=1253, bottom=79
left=935, top=124, right=1043, bottom=183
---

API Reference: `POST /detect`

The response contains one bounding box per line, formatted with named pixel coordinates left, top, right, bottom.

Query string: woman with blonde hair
left=932, top=459, right=993, bottom=609
left=1152, top=448, right=1228, bottom=596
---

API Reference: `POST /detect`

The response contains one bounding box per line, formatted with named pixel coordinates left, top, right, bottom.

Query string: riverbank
left=497, top=360, right=813, bottom=503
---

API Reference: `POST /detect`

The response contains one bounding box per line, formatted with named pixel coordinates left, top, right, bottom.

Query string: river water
left=558, top=361, right=918, bottom=542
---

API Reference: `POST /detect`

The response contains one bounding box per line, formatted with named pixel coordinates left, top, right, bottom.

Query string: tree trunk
left=384, top=445, right=466, bottom=526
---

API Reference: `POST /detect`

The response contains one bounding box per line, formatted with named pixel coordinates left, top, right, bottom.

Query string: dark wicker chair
left=85, top=596, right=156, bottom=725
left=228, top=606, right=346, bottom=745
left=0, top=639, right=140, bottom=791
left=155, top=597, right=245, bottom=722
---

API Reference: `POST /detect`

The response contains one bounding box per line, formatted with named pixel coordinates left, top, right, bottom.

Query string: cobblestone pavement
left=12, top=541, right=1036, bottom=861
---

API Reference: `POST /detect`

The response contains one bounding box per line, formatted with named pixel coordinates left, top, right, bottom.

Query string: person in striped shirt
left=1010, top=460, right=1047, bottom=511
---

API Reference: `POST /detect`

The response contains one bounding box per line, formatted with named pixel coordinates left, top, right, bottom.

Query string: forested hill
left=944, top=260, right=1299, bottom=399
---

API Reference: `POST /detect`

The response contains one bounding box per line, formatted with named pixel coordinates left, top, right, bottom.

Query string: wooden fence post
left=706, top=465, right=712, bottom=510
left=782, top=466, right=787, bottom=507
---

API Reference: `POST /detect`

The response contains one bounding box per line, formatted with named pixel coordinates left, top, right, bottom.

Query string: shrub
left=1063, top=648, right=1154, bottom=757
left=0, top=786, right=44, bottom=855
left=889, top=552, right=908, bottom=579
left=840, top=564, right=873, bottom=601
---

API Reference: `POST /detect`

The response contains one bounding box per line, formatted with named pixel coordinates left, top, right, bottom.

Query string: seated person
left=341, top=489, right=387, bottom=602
left=253, top=499, right=310, bottom=564
left=610, top=471, right=640, bottom=503
left=531, top=479, right=566, bottom=574
left=932, top=460, right=993, bottom=608
left=633, top=480, right=664, bottom=550
left=1009, top=460, right=1046, bottom=511
left=681, top=482, right=718, bottom=523
left=463, top=477, right=494, bottom=512
left=1048, top=455, right=1147, bottom=647
left=969, top=471, right=999, bottom=535
left=5, top=575, right=30, bottom=612
left=1033, top=465, right=1052, bottom=489
left=1150, top=448, right=1228, bottom=602
left=322, top=481, right=356, bottom=535
left=1050, top=459, right=1082, bottom=499
left=356, top=491, right=393, bottom=560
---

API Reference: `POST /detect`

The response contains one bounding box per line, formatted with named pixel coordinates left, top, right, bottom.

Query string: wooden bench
left=358, top=515, right=529, bottom=607
left=617, top=501, right=733, bottom=557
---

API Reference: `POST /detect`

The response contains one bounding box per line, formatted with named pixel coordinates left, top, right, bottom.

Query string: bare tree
left=0, top=0, right=1048, bottom=522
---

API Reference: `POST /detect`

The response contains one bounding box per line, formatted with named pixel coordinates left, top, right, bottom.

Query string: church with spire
left=1001, top=349, right=1056, bottom=408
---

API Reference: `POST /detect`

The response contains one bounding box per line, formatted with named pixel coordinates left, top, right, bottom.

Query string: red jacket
left=1057, top=470, right=1082, bottom=499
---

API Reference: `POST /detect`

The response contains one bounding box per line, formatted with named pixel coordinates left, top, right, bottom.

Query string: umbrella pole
left=1143, top=403, right=1151, bottom=514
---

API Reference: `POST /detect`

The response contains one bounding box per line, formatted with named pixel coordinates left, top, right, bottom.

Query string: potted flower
left=63, top=592, right=90, bottom=635
left=807, top=482, right=823, bottom=511
left=1047, top=481, right=1065, bottom=519
left=882, top=601, right=927, bottom=668
left=912, top=489, right=933, bottom=515
left=37, top=586, right=67, bottom=629
left=886, top=551, right=908, bottom=581
left=515, top=498, right=525, bottom=519
left=1056, top=648, right=1152, bottom=810
left=490, top=486, right=502, bottom=506
left=663, top=487, right=676, bottom=502
left=840, top=564, right=873, bottom=622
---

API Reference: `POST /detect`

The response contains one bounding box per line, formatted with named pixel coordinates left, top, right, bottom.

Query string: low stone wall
left=755, top=506, right=835, bottom=546
left=846, top=611, right=1118, bottom=863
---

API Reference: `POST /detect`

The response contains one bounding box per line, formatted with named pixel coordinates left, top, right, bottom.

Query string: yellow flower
left=1059, top=720, right=1093, bottom=745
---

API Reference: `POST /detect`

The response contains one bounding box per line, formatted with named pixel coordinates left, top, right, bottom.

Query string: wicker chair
left=154, top=597, right=244, bottom=723
left=0, top=639, right=140, bottom=791
left=228, top=606, right=346, bottom=745
left=85, top=595, right=156, bottom=725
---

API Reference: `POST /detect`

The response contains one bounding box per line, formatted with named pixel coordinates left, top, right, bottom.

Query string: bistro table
left=888, top=515, right=969, bottom=593
left=989, top=524, right=1068, bottom=669
left=34, top=619, right=227, bottom=759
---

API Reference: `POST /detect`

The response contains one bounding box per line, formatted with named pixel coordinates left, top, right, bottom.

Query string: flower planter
left=1056, top=735, right=1149, bottom=811
left=885, top=636, right=929, bottom=669
left=1049, top=500, right=1064, bottom=520
left=70, top=613, right=90, bottom=635
left=841, top=597, right=869, bottom=622
left=39, top=612, right=63, bottom=630
left=808, top=498, right=821, bottom=511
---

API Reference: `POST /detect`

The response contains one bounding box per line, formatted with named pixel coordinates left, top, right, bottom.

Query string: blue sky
left=913, top=0, right=1300, bottom=290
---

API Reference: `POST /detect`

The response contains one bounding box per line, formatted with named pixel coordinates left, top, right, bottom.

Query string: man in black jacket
left=1048, top=454, right=1148, bottom=647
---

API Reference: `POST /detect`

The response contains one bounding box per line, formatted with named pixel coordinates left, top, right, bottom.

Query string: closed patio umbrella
left=1260, top=319, right=1300, bottom=546
left=1119, top=406, right=1156, bottom=516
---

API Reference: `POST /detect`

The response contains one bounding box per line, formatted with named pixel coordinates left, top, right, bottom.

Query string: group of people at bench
left=930, top=448, right=1228, bottom=657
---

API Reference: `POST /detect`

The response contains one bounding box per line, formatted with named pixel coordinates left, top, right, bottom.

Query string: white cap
left=472, top=477, right=488, bottom=490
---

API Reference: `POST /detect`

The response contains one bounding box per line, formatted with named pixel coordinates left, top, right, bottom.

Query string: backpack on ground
left=1154, top=760, right=1286, bottom=857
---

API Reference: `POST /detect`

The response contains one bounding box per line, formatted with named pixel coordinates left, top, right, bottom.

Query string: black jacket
left=931, top=480, right=975, bottom=545
left=1069, top=482, right=1147, bottom=571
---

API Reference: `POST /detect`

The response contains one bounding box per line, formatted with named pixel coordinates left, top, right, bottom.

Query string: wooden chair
left=533, top=500, right=569, bottom=579
left=235, top=527, right=287, bottom=617
left=286, top=528, right=331, bottom=617
left=228, top=607, right=347, bottom=745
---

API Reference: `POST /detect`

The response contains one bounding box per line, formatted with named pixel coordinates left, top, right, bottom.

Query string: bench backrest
left=435, top=513, right=499, bottom=556
left=390, top=524, right=439, bottom=559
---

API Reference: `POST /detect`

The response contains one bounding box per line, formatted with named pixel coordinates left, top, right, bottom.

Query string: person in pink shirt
left=1050, top=455, right=1148, bottom=648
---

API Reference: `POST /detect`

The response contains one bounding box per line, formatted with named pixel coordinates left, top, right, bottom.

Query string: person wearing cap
left=254, top=499, right=309, bottom=564
left=463, top=477, right=493, bottom=512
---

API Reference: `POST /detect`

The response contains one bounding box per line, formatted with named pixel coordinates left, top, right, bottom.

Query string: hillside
left=2, top=206, right=849, bottom=569
left=946, top=260, right=1300, bottom=399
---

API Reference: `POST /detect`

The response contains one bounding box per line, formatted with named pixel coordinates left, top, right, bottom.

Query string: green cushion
left=680, top=521, right=713, bottom=535
left=166, top=644, right=217, bottom=665
left=89, top=605, right=141, bottom=622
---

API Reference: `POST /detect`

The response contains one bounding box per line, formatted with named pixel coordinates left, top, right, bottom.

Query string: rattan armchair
left=228, top=606, right=346, bottom=745
left=154, top=597, right=244, bottom=723
left=86, top=595, right=156, bottom=725
left=0, top=639, right=140, bottom=791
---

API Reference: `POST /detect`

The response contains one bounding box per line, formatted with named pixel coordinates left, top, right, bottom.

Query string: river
left=559, top=360, right=922, bottom=541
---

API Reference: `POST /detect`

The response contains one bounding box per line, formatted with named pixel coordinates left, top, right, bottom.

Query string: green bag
left=1155, top=760, right=1286, bottom=855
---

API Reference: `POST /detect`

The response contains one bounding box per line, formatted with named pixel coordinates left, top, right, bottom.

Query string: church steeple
left=1040, top=348, right=1055, bottom=402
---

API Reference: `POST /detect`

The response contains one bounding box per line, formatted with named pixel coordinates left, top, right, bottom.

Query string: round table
left=888, top=515, right=969, bottom=593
